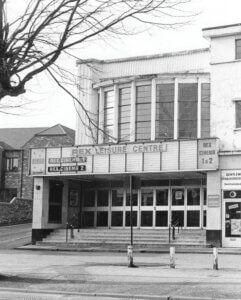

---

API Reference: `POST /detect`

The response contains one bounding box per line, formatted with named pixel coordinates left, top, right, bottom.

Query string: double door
left=82, top=186, right=206, bottom=229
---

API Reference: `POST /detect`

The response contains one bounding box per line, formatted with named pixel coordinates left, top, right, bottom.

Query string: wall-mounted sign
left=175, top=191, right=183, bottom=200
left=30, top=149, right=46, bottom=175
left=198, top=139, right=219, bottom=169
left=208, top=194, right=220, bottom=207
left=231, top=219, right=241, bottom=235
left=48, top=165, right=86, bottom=172
left=30, top=138, right=219, bottom=176
left=69, top=190, right=79, bottom=207
left=71, top=143, right=167, bottom=156
left=222, top=170, right=241, bottom=190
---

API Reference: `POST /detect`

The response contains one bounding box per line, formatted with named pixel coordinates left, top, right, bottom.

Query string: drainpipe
left=20, top=149, right=24, bottom=198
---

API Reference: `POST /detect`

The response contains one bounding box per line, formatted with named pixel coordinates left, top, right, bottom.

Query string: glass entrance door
left=171, top=188, right=185, bottom=227
left=171, top=187, right=202, bottom=228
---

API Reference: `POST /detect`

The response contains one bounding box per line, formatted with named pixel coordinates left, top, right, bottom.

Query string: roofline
left=77, top=48, right=210, bottom=65
left=203, top=23, right=241, bottom=32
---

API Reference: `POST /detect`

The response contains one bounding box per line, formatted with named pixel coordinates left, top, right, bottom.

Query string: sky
left=1, top=0, right=241, bottom=130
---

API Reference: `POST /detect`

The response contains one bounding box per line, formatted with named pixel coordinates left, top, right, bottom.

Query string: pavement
left=0, top=223, right=31, bottom=249
left=0, top=249, right=241, bottom=299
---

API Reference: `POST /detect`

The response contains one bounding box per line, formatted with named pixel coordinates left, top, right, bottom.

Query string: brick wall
left=2, top=135, right=74, bottom=200
left=0, top=198, right=32, bottom=225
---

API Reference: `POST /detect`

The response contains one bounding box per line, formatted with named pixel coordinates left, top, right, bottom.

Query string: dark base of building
left=206, top=230, right=222, bottom=247
left=32, top=229, right=53, bottom=244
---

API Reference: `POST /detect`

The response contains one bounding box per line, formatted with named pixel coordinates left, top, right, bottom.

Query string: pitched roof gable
left=0, top=127, right=47, bottom=149
left=0, top=124, right=75, bottom=149
left=36, top=124, right=75, bottom=141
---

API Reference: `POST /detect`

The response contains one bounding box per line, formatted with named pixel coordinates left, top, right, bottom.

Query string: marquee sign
left=30, top=139, right=219, bottom=176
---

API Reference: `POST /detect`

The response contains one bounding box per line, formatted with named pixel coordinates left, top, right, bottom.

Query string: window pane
left=112, top=190, right=124, bottom=206
left=136, top=85, right=151, bottom=141
left=84, top=190, right=95, bottom=207
left=172, top=211, right=184, bottom=227
left=187, top=188, right=200, bottom=205
left=125, top=211, right=137, bottom=227
left=118, top=87, right=131, bottom=142
left=236, top=39, right=241, bottom=60
left=187, top=211, right=200, bottom=227
left=172, top=189, right=184, bottom=206
left=156, top=189, right=168, bottom=206
left=104, top=90, right=114, bottom=143
left=126, top=190, right=138, bottom=206
left=156, top=84, right=174, bottom=139
left=97, top=190, right=108, bottom=207
left=236, top=101, right=241, bottom=128
left=203, top=188, right=207, bottom=206
left=156, top=211, right=168, bottom=227
left=141, top=189, right=153, bottom=206
left=203, top=210, right=207, bottom=228
left=97, top=211, right=108, bottom=227
left=83, top=212, right=94, bottom=227
left=5, top=157, right=19, bottom=172
left=178, top=83, right=197, bottom=138
left=201, top=83, right=210, bottom=137
left=111, top=211, right=123, bottom=227
left=141, top=211, right=153, bottom=227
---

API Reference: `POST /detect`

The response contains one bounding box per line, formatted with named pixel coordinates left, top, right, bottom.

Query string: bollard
left=127, top=245, right=136, bottom=268
left=213, top=247, right=218, bottom=270
left=170, top=246, right=175, bottom=268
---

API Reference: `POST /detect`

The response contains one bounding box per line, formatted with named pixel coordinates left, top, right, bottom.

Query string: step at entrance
left=37, top=228, right=211, bottom=250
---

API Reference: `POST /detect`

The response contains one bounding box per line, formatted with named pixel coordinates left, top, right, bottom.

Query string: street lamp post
left=128, top=175, right=137, bottom=268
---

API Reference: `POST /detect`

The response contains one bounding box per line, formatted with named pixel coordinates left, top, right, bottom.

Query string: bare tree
left=0, top=0, right=194, bottom=137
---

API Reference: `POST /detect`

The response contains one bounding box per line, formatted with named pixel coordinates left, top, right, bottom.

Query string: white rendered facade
left=31, top=23, right=241, bottom=247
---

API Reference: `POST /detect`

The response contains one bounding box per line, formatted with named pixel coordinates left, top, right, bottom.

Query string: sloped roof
left=0, top=127, right=47, bottom=149
left=0, top=141, right=14, bottom=150
left=0, top=124, right=75, bottom=149
left=36, top=124, right=75, bottom=141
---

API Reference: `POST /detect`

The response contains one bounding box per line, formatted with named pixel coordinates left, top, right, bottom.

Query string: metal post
left=170, top=246, right=175, bottom=268
left=213, top=247, right=218, bottom=270
left=66, top=223, right=68, bottom=243
left=169, top=224, right=171, bottom=244
left=128, top=175, right=137, bottom=268
left=172, top=225, right=175, bottom=240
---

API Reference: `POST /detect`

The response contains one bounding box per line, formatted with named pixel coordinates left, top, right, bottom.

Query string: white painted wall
left=210, top=47, right=241, bottom=150
left=32, top=178, right=69, bottom=230
left=76, top=62, right=101, bottom=145
left=207, top=171, right=221, bottom=230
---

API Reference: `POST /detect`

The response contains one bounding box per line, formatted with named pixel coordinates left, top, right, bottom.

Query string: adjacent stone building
left=0, top=124, right=75, bottom=202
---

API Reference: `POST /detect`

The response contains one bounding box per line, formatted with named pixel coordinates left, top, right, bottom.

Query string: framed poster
left=69, top=189, right=79, bottom=207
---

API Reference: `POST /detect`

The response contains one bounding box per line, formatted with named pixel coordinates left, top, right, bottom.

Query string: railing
left=66, top=222, right=74, bottom=242
left=169, top=219, right=182, bottom=244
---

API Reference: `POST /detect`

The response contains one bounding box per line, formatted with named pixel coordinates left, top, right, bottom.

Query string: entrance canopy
left=30, top=138, right=219, bottom=177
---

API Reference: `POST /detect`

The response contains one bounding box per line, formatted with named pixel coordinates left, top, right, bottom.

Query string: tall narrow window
left=201, top=83, right=210, bottom=138
left=235, top=100, right=241, bottom=128
left=104, top=90, right=114, bottom=143
left=135, top=85, right=151, bottom=141
left=235, top=39, right=241, bottom=60
left=178, top=83, right=198, bottom=138
left=156, top=83, right=174, bottom=139
left=118, top=87, right=131, bottom=142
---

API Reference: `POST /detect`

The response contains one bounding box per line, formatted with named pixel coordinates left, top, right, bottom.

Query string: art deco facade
left=30, top=23, right=241, bottom=247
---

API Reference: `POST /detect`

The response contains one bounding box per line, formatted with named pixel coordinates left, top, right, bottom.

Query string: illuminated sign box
left=30, top=138, right=219, bottom=176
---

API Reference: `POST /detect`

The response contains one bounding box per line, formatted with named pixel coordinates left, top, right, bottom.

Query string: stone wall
left=2, top=135, right=74, bottom=200
left=0, top=197, right=32, bottom=225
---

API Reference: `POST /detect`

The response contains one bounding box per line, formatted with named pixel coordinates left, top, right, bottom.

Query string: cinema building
left=30, top=23, right=241, bottom=248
